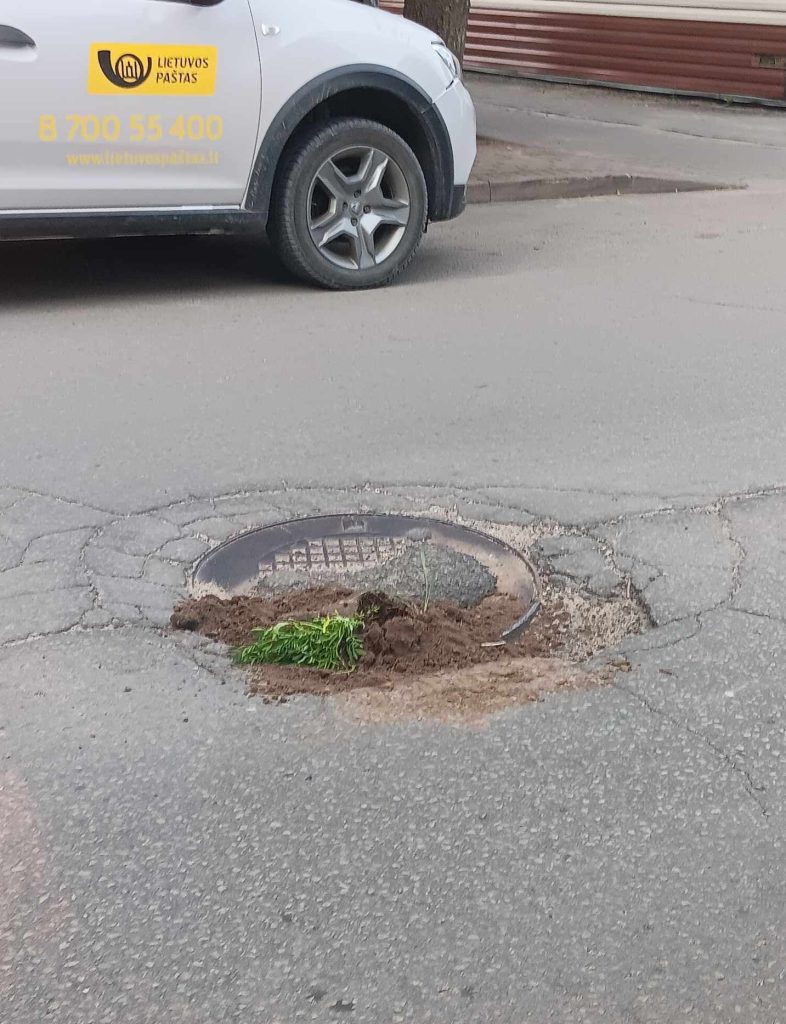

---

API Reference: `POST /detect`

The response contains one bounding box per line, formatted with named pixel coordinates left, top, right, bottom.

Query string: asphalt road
left=1, top=189, right=786, bottom=513
left=3, top=187, right=786, bottom=1023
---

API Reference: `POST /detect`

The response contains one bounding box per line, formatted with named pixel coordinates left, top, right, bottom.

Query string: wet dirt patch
left=338, top=658, right=599, bottom=726
left=171, top=582, right=640, bottom=721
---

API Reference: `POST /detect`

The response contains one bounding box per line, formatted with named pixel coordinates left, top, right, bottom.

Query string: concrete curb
left=466, top=175, right=735, bottom=204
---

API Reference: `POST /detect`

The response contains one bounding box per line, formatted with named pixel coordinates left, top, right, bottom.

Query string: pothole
left=173, top=513, right=647, bottom=722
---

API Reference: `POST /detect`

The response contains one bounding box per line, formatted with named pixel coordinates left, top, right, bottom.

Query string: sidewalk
left=467, top=72, right=786, bottom=203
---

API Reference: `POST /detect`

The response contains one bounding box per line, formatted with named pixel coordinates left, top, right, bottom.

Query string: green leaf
left=233, top=614, right=364, bottom=672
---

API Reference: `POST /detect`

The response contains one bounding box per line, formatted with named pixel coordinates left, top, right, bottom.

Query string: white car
left=0, top=0, right=476, bottom=289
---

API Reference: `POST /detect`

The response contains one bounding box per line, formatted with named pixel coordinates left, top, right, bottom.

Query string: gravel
left=254, top=542, right=497, bottom=608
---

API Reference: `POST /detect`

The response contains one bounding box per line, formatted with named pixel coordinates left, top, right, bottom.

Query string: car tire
left=268, top=117, right=428, bottom=290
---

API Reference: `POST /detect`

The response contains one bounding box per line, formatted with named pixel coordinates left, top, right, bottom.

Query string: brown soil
left=338, top=658, right=598, bottom=726
left=170, top=586, right=617, bottom=720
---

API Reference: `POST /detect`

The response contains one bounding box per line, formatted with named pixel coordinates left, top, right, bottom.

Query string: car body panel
left=433, top=81, right=477, bottom=188
left=0, top=0, right=261, bottom=210
left=0, top=0, right=475, bottom=235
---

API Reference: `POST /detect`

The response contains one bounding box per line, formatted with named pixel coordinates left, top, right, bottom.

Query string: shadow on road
left=0, top=233, right=292, bottom=308
left=0, top=216, right=517, bottom=308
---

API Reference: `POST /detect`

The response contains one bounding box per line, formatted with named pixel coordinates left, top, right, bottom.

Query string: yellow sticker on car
left=88, top=44, right=217, bottom=96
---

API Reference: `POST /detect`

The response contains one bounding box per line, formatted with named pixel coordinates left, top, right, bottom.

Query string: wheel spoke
left=357, top=148, right=389, bottom=194
left=371, top=198, right=410, bottom=228
left=314, top=158, right=351, bottom=202
left=350, top=221, right=377, bottom=270
left=310, top=209, right=349, bottom=251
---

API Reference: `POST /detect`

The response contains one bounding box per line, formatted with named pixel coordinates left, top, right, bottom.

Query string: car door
left=0, top=0, right=261, bottom=211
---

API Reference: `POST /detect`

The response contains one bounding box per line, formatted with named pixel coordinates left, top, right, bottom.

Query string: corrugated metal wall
left=382, top=2, right=786, bottom=100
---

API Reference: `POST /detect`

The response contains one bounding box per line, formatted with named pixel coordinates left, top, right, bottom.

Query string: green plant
left=420, top=543, right=432, bottom=614
left=234, top=614, right=364, bottom=671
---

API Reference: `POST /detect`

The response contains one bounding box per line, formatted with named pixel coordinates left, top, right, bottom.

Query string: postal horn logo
left=97, top=49, right=153, bottom=89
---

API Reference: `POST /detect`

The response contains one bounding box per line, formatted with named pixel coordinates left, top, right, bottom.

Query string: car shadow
left=0, top=232, right=294, bottom=309
left=0, top=214, right=519, bottom=309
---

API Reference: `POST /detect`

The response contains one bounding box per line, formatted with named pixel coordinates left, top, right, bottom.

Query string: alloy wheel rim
left=307, top=145, right=411, bottom=271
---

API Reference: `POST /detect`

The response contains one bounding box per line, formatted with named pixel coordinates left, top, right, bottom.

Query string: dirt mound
left=357, top=592, right=565, bottom=673
left=171, top=586, right=358, bottom=647
left=170, top=586, right=603, bottom=712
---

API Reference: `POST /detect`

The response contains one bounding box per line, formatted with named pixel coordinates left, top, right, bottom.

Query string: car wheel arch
left=244, top=66, right=455, bottom=224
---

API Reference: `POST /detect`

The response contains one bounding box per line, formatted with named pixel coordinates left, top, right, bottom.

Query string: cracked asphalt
left=3, top=190, right=786, bottom=1022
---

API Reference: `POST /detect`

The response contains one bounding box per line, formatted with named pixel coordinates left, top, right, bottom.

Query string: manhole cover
left=192, top=514, right=540, bottom=642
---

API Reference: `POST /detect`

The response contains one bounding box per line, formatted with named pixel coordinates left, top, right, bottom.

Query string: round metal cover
left=193, top=514, right=540, bottom=642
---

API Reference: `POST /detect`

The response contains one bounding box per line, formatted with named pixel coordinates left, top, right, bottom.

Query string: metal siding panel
left=467, top=34, right=781, bottom=69
left=473, top=2, right=786, bottom=25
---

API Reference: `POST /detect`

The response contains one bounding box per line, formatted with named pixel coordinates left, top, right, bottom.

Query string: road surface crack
left=614, top=679, right=769, bottom=818
left=725, top=606, right=786, bottom=629
left=719, top=500, right=747, bottom=605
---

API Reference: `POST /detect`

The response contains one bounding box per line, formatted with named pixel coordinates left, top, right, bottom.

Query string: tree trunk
left=403, top=0, right=471, bottom=61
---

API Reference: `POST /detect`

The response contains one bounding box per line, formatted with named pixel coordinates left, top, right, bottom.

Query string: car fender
left=244, top=65, right=455, bottom=222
